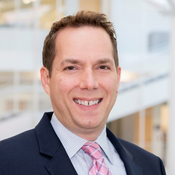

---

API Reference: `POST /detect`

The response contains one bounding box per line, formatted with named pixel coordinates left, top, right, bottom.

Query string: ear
left=116, top=66, right=121, bottom=93
left=40, top=66, right=50, bottom=96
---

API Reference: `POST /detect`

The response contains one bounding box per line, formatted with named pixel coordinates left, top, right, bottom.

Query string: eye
left=64, top=66, right=76, bottom=70
left=99, top=65, right=110, bottom=70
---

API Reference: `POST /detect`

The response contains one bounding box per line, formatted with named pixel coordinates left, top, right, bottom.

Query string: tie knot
left=81, top=142, right=103, bottom=160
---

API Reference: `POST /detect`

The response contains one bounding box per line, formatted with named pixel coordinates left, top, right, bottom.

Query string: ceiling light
left=0, top=2, right=5, bottom=8
left=23, top=0, right=31, bottom=4
left=120, top=70, right=139, bottom=82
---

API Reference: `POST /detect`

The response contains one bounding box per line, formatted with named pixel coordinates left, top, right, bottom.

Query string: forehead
left=54, top=26, right=114, bottom=63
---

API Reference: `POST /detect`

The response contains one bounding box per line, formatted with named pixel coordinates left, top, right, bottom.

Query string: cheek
left=104, top=78, right=118, bottom=92
left=57, top=76, right=79, bottom=96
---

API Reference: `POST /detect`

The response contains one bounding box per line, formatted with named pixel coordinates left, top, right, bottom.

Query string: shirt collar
left=51, top=113, right=113, bottom=163
left=95, top=126, right=113, bottom=163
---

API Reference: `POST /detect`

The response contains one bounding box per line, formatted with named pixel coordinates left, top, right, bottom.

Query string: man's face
left=41, top=26, right=121, bottom=140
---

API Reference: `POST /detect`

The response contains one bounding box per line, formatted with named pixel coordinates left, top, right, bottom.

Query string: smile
left=74, top=99, right=102, bottom=106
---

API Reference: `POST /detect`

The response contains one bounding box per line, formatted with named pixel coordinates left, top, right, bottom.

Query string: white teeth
left=84, top=101, right=88, bottom=106
left=95, top=100, right=98, bottom=104
left=89, top=101, right=93, bottom=106
left=75, top=99, right=100, bottom=106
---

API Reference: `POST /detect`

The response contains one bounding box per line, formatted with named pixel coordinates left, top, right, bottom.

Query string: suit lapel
left=35, top=112, right=143, bottom=175
left=35, top=112, right=78, bottom=175
left=107, top=128, right=143, bottom=175
left=45, top=145, right=78, bottom=175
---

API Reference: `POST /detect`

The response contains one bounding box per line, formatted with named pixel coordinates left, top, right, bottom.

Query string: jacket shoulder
left=118, top=137, right=157, bottom=158
left=0, top=129, right=38, bottom=158
left=118, top=138, right=166, bottom=174
left=0, top=129, right=35, bottom=146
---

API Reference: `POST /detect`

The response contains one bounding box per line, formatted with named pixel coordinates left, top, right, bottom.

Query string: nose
left=79, top=68, right=98, bottom=90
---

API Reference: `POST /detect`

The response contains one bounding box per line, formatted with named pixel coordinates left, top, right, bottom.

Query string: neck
left=70, top=127, right=105, bottom=141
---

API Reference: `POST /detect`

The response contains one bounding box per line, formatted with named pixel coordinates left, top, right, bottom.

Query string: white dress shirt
left=51, top=113, right=127, bottom=175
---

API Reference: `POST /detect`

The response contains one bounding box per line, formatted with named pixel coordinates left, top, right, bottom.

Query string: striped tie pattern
left=82, top=142, right=112, bottom=175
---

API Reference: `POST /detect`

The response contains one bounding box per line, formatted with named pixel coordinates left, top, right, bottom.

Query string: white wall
left=110, top=0, right=170, bottom=72
left=108, top=74, right=169, bottom=122
left=0, top=113, right=33, bottom=140
left=0, top=28, right=47, bottom=71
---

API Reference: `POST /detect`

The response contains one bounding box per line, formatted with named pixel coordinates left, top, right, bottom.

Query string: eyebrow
left=96, top=58, right=113, bottom=65
left=60, top=59, right=82, bottom=66
left=60, top=58, right=114, bottom=66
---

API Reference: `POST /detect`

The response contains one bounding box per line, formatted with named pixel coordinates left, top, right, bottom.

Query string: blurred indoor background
left=0, top=0, right=175, bottom=174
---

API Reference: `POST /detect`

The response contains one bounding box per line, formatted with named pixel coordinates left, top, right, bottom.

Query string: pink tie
left=82, top=142, right=112, bottom=175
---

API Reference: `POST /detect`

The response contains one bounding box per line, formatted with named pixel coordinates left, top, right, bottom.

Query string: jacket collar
left=35, top=112, right=143, bottom=175
left=35, top=112, right=78, bottom=175
left=107, top=128, right=143, bottom=175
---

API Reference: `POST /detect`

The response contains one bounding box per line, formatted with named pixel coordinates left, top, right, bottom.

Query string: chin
left=80, top=121, right=102, bottom=130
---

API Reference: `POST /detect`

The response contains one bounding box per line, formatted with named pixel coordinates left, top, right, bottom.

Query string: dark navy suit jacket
left=0, top=112, right=166, bottom=175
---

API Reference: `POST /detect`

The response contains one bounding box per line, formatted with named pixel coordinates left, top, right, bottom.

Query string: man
left=0, top=11, right=166, bottom=175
